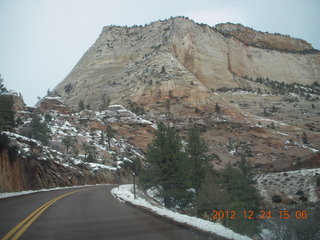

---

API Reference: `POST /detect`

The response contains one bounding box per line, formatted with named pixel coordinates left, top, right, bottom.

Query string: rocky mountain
left=52, top=16, right=320, bottom=169
left=50, top=17, right=320, bottom=208
left=53, top=17, right=320, bottom=112
left=0, top=93, right=153, bottom=192
left=2, top=17, right=319, bottom=209
left=215, top=23, right=315, bottom=53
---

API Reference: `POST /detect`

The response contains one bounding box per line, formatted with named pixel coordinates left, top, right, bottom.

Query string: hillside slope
left=53, top=17, right=320, bottom=112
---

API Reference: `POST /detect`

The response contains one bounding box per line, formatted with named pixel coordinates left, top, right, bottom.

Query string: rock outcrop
left=215, top=23, right=314, bottom=52
left=49, top=17, right=320, bottom=177
left=0, top=146, right=113, bottom=192
left=0, top=95, right=153, bottom=192
left=53, top=17, right=320, bottom=111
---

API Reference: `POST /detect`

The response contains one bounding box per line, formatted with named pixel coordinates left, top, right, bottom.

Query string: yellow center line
left=1, top=188, right=88, bottom=240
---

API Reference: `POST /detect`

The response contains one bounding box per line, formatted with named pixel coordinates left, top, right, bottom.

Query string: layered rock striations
left=50, top=17, right=320, bottom=177
left=53, top=17, right=320, bottom=111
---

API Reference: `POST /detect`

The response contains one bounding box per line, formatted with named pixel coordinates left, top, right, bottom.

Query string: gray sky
left=1, top=0, right=319, bottom=106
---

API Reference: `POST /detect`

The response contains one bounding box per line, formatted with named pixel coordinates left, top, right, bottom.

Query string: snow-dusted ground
left=5, top=103, right=150, bottom=175
left=255, top=168, right=320, bottom=204
left=0, top=184, right=110, bottom=199
left=111, top=184, right=251, bottom=240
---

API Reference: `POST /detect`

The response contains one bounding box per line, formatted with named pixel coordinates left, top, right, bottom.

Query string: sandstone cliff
left=53, top=17, right=320, bottom=111
left=215, top=23, right=314, bottom=52
left=0, top=94, right=152, bottom=193
left=0, top=145, right=113, bottom=192
left=50, top=17, right=320, bottom=176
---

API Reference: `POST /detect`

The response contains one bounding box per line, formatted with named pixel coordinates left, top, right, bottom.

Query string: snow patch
left=112, top=184, right=251, bottom=240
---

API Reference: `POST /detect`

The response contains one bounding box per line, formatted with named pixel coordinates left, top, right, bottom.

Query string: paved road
left=0, top=185, right=212, bottom=240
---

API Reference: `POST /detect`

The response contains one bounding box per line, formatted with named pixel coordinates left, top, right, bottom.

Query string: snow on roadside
left=111, top=184, right=251, bottom=240
left=0, top=184, right=111, bottom=199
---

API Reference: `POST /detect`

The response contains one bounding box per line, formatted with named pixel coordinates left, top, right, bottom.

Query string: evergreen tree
left=86, top=153, right=95, bottom=162
left=215, top=103, right=221, bottom=113
left=0, top=77, right=14, bottom=131
left=44, top=113, right=52, bottom=123
left=62, top=136, right=75, bottom=154
left=0, top=95, right=15, bottom=131
left=28, top=116, right=51, bottom=144
left=106, top=126, right=114, bottom=150
left=99, top=131, right=105, bottom=145
left=100, top=95, right=111, bottom=111
left=221, top=162, right=260, bottom=236
left=186, top=128, right=209, bottom=194
left=78, top=100, right=85, bottom=111
left=0, top=75, right=7, bottom=95
left=81, top=142, right=91, bottom=160
left=238, top=155, right=251, bottom=177
left=89, top=142, right=97, bottom=160
left=139, top=122, right=192, bottom=208
left=302, top=132, right=308, bottom=145
left=197, top=170, right=230, bottom=215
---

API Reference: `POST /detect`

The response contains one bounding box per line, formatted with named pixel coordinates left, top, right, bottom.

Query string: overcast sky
left=1, top=0, right=319, bottom=106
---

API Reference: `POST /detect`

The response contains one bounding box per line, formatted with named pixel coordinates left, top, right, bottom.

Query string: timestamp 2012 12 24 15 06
left=211, top=210, right=308, bottom=220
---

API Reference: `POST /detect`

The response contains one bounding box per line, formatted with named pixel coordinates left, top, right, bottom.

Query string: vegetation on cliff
left=0, top=76, right=15, bottom=131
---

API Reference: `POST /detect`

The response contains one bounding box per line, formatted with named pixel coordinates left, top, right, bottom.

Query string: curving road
left=0, top=185, right=212, bottom=240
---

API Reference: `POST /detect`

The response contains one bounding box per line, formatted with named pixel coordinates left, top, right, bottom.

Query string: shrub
left=0, top=133, right=9, bottom=151
left=8, top=144, right=19, bottom=161
left=272, top=194, right=282, bottom=203
left=0, top=95, right=15, bottom=131
left=64, top=84, right=73, bottom=93
left=316, top=176, right=320, bottom=187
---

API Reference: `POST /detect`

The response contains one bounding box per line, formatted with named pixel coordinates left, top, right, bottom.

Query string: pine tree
left=99, top=131, right=105, bottom=145
left=81, top=142, right=91, bottom=160
left=44, top=113, right=52, bottom=123
left=0, top=95, right=15, bottom=131
left=302, top=132, right=308, bottom=145
left=186, top=128, right=209, bottom=194
left=196, top=170, right=230, bottom=215
left=100, top=95, right=111, bottom=111
left=221, top=162, right=260, bottom=235
left=28, top=116, right=51, bottom=144
left=62, top=136, right=75, bottom=154
left=215, top=103, right=221, bottom=113
left=78, top=100, right=85, bottom=111
left=0, top=75, right=7, bottom=95
left=238, top=155, right=251, bottom=176
left=0, top=77, right=14, bottom=131
left=139, top=122, right=192, bottom=208
left=106, top=126, right=114, bottom=150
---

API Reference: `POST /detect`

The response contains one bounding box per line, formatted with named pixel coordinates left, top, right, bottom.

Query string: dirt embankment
left=0, top=147, right=114, bottom=193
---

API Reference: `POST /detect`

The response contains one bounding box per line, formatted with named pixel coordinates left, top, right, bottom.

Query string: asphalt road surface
left=0, top=185, right=213, bottom=240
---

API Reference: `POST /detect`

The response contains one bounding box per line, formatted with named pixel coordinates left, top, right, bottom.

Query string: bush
left=0, top=95, right=15, bottom=131
left=197, top=171, right=230, bottom=215
left=64, top=83, right=73, bottom=93
left=268, top=208, right=320, bottom=240
left=0, top=133, right=9, bottom=151
left=8, top=144, right=19, bottom=161
left=272, top=194, right=282, bottom=203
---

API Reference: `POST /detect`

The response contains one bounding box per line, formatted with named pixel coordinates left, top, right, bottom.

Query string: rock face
left=37, top=96, right=71, bottom=115
left=215, top=23, right=314, bottom=52
left=0, top=146, right=113, bottom=192
left=50, top=17, right=320, bottom=178
left=53, top=17, right=320, bottom=111
left=0, top=95, right=153, bottom=192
